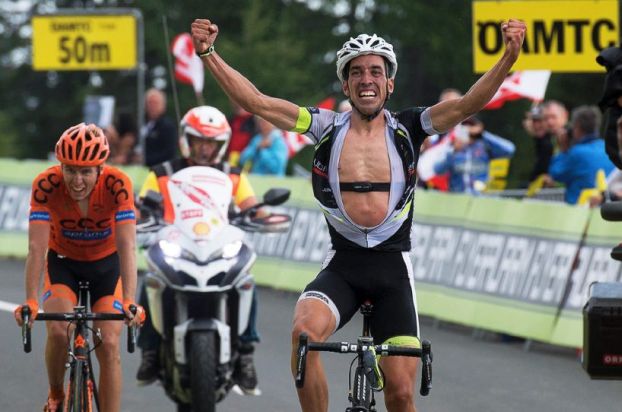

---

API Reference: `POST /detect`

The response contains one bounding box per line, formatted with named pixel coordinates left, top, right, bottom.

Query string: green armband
left=292, top=107, right=312, bottom=134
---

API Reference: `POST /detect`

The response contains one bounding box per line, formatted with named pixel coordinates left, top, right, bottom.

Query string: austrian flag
left=171, top=33, right=205, bottom=94
left=282, top=131, right=313, bottom=159
left=484, top=70, right=551, bottom=110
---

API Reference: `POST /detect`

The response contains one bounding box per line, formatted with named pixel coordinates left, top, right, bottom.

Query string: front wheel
left=189, top=331, right=217, bottom=412
left=67, top=359, right=85, bottom=412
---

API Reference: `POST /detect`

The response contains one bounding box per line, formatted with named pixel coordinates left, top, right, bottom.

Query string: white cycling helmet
left=179, top=106, right=231, bottom=163
left=336, top=33, right=398, bottom=82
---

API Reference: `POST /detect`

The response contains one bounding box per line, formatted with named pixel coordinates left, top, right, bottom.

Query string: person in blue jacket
left=548, top=105, right=615, bottom=204
left=239, top=116, right=288, bottom=176
left=434, top=116, right=516, bottom=194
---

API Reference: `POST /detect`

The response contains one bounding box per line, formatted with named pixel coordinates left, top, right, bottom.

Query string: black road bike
left=295, top=302, right=432, bottom=412
left=21, top=281, right=137, bottom=412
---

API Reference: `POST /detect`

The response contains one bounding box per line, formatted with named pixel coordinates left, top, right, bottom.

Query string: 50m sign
left=473, top=0, right=620, bottom=73
left=32, top=15, right=137, bottom=71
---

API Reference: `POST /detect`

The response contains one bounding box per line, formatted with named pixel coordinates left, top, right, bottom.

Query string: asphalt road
left=1, top=258, right=621, bottom=411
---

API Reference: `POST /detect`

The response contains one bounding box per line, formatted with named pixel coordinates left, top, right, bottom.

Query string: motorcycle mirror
left=262, top=188, right=290, bottom=206
left=142, top=190, right=164, bottom=214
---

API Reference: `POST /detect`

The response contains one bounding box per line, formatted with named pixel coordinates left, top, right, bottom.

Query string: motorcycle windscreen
left=166, top=166, right=233, bottom=242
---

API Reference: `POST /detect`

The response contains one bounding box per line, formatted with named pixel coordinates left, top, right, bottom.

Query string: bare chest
left=338, top=130, right=390, bottom=181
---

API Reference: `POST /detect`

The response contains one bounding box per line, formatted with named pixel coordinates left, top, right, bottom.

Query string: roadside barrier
left=1, top=158, right=620, bottom=348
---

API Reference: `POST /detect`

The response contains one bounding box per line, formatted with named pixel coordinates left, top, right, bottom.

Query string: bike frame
left=295, top=302, right=432, bottom=412
left=22, top=281, right=136, bottom=412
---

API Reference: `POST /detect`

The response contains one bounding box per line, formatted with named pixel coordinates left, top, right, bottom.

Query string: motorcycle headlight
left=159, top=239, right=199, bottom=262
left=159, top=240, right=182, bottom=258
left=221, top=240, right=243, bottom=259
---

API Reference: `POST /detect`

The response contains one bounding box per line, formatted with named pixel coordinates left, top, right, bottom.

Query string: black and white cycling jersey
left=292, top=107, right=435, bottom=251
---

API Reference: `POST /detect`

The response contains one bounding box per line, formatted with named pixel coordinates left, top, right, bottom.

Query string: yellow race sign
left=32, top=14, right=137, bottom=71
left=473, top=0, right=620, bottom=73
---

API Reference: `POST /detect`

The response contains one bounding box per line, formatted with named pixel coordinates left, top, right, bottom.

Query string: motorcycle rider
left=136, top=105, right=262, bottom=394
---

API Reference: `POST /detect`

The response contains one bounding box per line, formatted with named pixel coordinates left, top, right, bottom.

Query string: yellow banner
left=473, top=0, right=620, bottom=73
left=32, top=15, right=137, bottom=71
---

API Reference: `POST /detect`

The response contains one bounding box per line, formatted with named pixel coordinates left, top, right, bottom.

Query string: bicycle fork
left=348, top=303, right=379, bottom=411
left=348, top=336, right=377, bottom=412
left=66, top=306, right=97, bottom=412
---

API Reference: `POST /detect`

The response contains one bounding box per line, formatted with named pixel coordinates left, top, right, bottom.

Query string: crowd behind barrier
left=1, top=158, right=621, bottom=349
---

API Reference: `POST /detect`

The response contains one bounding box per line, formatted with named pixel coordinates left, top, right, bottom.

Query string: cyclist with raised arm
left=14, top=123, right=145, bottom=412
left=191, top=18, right=525, bottom=412
left=135, top=105, right=263, bottom=394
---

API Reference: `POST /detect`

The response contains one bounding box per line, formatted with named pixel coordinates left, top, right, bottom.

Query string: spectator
left=103, top=124, right=121, bottom=162
left=227, top=100, right=257, bottom=166
left=434, top=116, right=516, bottom=194
left=108, top=113, right=139, bottom=165
left=522, top=105, right=554, bottom=183
left=542, top=99, right=570, bottom=154
left=417, top=88, right=465, bottom=191
left=589, top=167, right=622, bottom=207
left=239, top=116, right=288, bottom=176
left=548, top=105, right=615, bottom=204
left=140, top=88, right=178, bottom=167
left=438, top=87, right=462, bottom=103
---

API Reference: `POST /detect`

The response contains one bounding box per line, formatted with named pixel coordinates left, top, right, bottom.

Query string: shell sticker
left=193, top=222, right=211, bottom=235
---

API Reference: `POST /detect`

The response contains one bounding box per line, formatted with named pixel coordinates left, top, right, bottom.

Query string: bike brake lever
left=419, top=340, right=432, bottom=396
left=21, top=306, right=32, bottom=353
left=295, top=333, right=309, bottom=388
left=127, top=304, right=137, bottom=353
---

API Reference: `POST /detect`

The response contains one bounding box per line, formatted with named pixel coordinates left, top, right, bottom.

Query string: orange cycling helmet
left=55, top=123, right=110, bottom=166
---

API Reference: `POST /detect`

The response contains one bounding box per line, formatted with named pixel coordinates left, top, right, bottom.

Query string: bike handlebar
left=21, top=305, right=138, bottom=353
left=295, top=333, right=433, bottom=396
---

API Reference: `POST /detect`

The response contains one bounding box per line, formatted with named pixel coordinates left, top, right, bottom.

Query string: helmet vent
left=75, top=139, right=83, bottom=159
left=89, top=143, right=100, bottom=161
left=60, top=142, right=68, bottom=160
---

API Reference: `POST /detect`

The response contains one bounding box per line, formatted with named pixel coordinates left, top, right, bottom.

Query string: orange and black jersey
left=29, top=165, right=136, bottom=261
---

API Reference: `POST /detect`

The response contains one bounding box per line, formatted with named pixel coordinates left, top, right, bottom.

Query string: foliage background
left=0, top=0, right=614, bottom=188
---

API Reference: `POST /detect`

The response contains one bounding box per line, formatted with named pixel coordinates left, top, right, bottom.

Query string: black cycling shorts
left=300, top=249, right=419, bottom=344
left=43, top=249, right=123, bottom=313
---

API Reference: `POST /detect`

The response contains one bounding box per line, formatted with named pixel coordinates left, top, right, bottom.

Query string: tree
left=0, top=0, right=610, bottom=190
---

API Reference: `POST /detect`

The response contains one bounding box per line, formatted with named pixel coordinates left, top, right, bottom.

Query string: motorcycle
left=137, top=166, right=291, bottom=412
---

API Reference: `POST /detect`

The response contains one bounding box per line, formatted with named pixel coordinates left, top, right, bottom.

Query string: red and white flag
left=282, top=131, right=313, bottom=159
left=484, top=70, right=551, bottom=110
left=171, top=33, right=204, bottom=94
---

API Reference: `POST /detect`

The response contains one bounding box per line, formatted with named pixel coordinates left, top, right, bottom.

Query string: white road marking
left=0, top=299, right=19, bottom=313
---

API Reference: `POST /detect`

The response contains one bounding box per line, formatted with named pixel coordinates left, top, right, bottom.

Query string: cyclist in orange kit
left=14, top=123, right=145, bottom=412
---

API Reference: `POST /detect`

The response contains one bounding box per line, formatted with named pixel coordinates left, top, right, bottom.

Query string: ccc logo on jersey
left=60, top=217, right=111, bottom=230
left=33, top=173, right=61, bottom=204
left=105, top=175, right=129, bottom=204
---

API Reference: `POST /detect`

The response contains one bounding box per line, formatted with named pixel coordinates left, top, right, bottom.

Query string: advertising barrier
left=1, top=159, right=621, bottom=348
